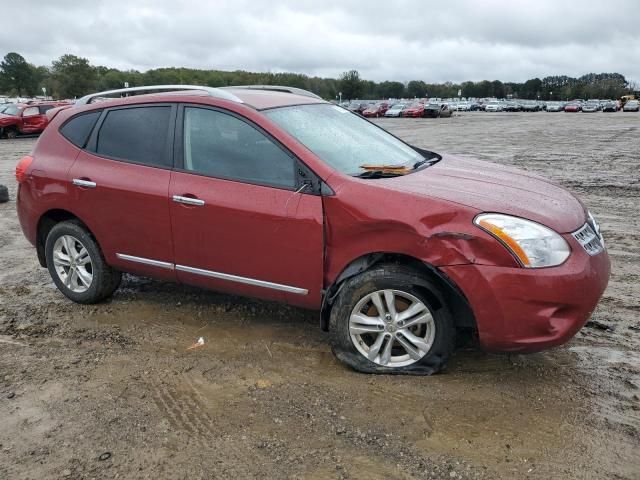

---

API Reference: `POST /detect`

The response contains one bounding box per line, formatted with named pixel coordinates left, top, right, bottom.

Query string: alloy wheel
left=52, top=235, right=93, bottom=293
left=349, top=289, right=436, bottom=367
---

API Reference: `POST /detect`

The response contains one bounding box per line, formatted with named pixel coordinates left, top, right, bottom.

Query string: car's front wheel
left=45, top=221, right=121, bottom=304
left=329, top=264, right=455, bottom=375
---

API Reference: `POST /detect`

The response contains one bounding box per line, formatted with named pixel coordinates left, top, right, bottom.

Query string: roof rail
left=75, top=85, right=244, bottom=106
left=222, top=85, right=322, bottom=100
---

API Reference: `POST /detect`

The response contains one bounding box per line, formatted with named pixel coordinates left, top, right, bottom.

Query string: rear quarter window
left=60, top=111, right=101, bottom=148
left=95, top=106, right=171, bottom=167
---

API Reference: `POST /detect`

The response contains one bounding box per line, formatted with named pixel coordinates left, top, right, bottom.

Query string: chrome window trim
left=115, top=253, right=308, bottom=295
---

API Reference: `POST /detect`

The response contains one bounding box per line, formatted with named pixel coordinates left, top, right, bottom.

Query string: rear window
left=38, top=105, right=55, bottom=114
left=60, top=111, right=101, bottom=148
left=95, top=106, right=171, bottom=167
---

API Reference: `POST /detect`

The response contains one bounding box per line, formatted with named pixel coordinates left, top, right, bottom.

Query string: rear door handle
left=72, top=178, right=96, bottom=188
left=172, top=195, right=205, bottom=206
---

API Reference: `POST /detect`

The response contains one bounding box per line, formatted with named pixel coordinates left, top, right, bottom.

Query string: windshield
left=2, top=105, right=20, bottom=116
left=390, top=104, right=404, bottom=110
left=265, top=104, right=423, bottom=175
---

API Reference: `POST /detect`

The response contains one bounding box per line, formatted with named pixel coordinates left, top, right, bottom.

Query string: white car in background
left=485, top=101, right=504, bottom=112
left=455, top=102, right=470, bottom=111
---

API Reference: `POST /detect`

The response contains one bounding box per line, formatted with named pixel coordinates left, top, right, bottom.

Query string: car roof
left=73, top=85, right=326, bottom=111
left=223, top=88, right=326, bottom=110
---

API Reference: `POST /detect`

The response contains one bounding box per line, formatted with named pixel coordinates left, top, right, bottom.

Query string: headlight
left=474, top=213, right=570, bottom=268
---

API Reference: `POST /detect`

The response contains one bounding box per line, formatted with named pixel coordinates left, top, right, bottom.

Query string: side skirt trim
left=115, top=253, right=308, bottom=295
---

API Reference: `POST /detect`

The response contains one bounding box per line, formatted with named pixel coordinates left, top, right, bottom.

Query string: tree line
left=0, top=52, right=636, bottom=102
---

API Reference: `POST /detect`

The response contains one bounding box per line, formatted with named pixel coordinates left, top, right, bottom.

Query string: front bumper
left=441, top=243, right=610, bottom=353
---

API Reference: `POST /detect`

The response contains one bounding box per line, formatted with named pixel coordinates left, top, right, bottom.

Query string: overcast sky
left=3, top=0, right=639, bottom=83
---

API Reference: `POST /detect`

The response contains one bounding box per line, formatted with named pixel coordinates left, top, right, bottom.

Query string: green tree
left=406, top=80, right=427, bottom=98
left=0, top=52, right=37, bottom=96
left=377, top=81, right=405, bottom=99
left=51, top=54, right=97, bottom=98
left=339, top=70, right=363, bottom=100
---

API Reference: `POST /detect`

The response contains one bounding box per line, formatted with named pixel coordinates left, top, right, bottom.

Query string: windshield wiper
left=354, top=170, right=405, bottom=179
left=413, top=157, right=437, bottom=169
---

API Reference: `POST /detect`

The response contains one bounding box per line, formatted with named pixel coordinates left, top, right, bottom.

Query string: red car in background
left=0, top=101, right=71, bottom=138
left=16, top=84, right=610, bottom=375
left=402, top=102, right=425, bottom=117
left=564, top=102, right=582, bottom=112
left=362, top=102, right=390, bottom=117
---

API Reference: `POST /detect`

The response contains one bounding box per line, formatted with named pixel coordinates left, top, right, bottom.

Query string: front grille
left=572, top=222, right=604, bottom=256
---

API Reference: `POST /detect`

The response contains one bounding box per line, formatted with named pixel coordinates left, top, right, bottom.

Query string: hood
left=376, top=154, right=586, bottom=233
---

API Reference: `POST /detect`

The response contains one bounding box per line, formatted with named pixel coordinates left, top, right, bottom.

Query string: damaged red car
left=15, top=85, right=610, bottom=374
left=1, top=101, right=70, bottom=138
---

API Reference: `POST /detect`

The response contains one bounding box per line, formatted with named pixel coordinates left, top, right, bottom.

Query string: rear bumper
left=441, top=246, right=610, bottom=353
left=16, top=184, right=38, bottom=247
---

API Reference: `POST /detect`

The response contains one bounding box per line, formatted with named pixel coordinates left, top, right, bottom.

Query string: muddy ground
left=0, top=112, right=638, bottom=479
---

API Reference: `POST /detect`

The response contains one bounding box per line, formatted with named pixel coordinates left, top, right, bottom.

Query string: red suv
left=362, top=102, right=390, bottom=117
left=15, top=85, right=610, bottom=374
left=0, top=101, right=70, bottom=138
left=402, top=102, right=426, bottom=118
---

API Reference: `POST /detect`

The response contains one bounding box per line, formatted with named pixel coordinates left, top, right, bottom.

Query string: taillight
left=15, top=155, right=34, bottom=183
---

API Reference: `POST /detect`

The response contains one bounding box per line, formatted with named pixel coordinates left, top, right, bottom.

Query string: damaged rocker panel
left=115, top=253, right=308, bottom=295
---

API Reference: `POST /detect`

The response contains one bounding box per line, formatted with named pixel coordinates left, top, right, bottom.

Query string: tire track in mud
left=150, top=375, right=217, bottom=446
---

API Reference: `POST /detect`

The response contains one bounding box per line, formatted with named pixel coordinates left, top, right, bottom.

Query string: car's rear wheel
left=329, top=264, right=455, bottom=375
left=4, top=127, right=17, bottom=139
left=45, top=221, right=121, bottom=304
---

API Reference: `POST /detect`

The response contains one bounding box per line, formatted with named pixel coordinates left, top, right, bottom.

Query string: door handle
left=172, top=195, right=205, bottom=206
left=72, top=178, right=96, bottom=188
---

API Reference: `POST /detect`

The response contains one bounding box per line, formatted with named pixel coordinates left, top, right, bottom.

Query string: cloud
left=1, top=0, right=639, bottom=82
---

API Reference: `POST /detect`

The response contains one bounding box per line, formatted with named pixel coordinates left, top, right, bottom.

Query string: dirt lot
left=1, top=112, right=638, bottom=479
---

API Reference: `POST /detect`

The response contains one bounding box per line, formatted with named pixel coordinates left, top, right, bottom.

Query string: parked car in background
left=602, top=101, right=618, bottom=112
left=362, top=102, right=390, bottom=117
left=485, top=101, right=504, bottom=112
left=402, top=102, right=425, bottom=118
left=454, top=102, right=470, bottom=111
left=622, top=100, right=639, bottom=112
left=521, top=101, right=540, bottom=112
left=423, top=103, right=451, bottom=118
left=347, top=101, right=371, bottom=115
left=437, top=103, right=453, bottom=117
left=564, top=102, right=582, bottom=112
left=582, top=100, right=601, bottom=113
left=15, top=84, right=611, bottom=375
left=383, top=103, right=407, bottom=117
left=503, top=102, right=521, bottom=112
left=546, top=102, right=564, bottom=112
left=0, top=101, right=70, bottom=138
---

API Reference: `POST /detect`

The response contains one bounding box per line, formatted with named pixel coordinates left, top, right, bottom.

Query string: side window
left=60, top=111, right=101, bottom=148
left=38, top=105, right=55, bottom=114
left=23, top=106, right=39, bottom=117
left=96, top=106, right=171, bottom=167
left=183, top=107, right=295, bottom=189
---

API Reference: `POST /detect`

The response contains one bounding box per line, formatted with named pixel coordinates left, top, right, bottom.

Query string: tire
left=0, top=184, right=8, bottom=203
left=45, top=220, right=121, bottom=304
left=329, top=264, right=455, bottom=375
left=5, top=127, right=17, bottom=139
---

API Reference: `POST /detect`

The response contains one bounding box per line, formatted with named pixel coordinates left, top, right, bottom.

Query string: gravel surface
left=0, top=112, right=638, bottom=479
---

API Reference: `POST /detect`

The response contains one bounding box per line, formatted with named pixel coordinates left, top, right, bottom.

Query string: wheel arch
left=36, top=209, right=95, bottom=267
left=320, top=252, right=477, bottom=335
